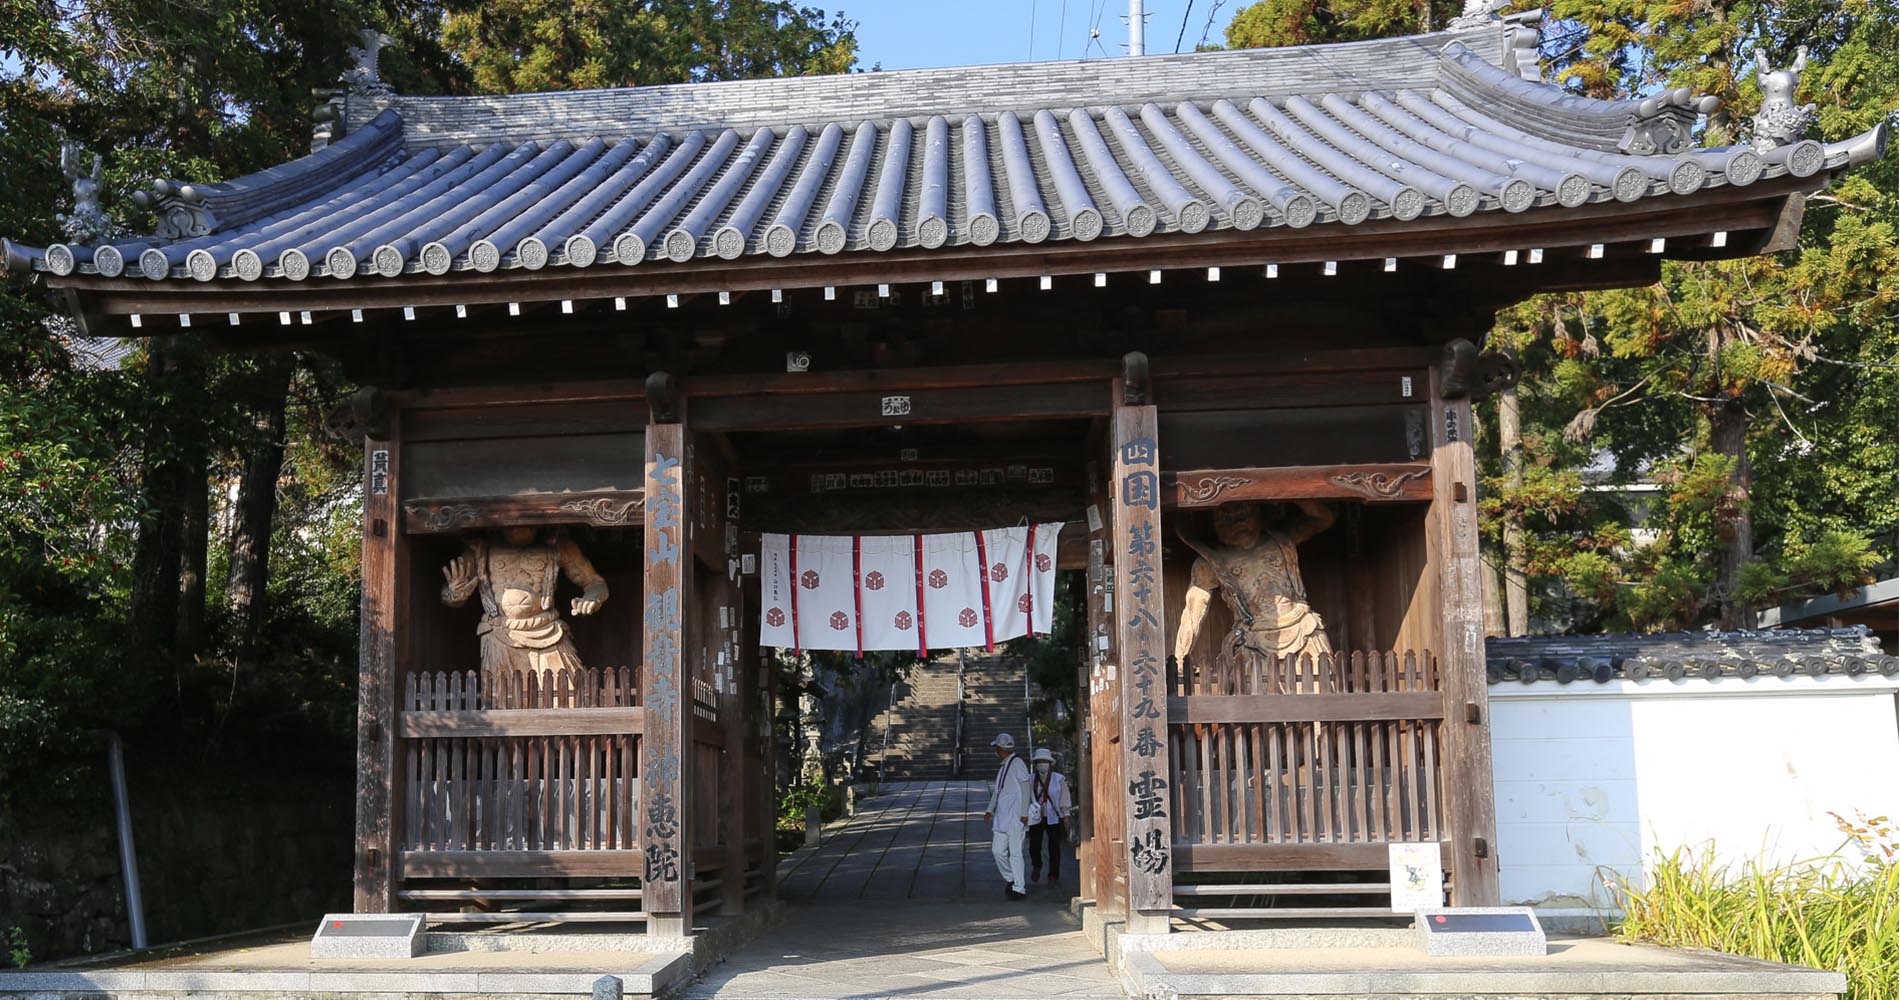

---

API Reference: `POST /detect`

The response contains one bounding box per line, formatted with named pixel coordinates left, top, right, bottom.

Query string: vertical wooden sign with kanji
left=1428, top=369, right=1501, bottom=906
left=642, top=423, right=693, bottom=936
left=1113, top=402, right=1173, bottom=933
left=354, top=428, right=401, bottom=913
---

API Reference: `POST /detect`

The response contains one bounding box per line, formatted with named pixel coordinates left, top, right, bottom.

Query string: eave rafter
left=47, top=180, right=1811, bottom=337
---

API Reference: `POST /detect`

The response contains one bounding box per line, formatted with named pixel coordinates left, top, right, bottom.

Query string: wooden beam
left=1112, top=392, right=1173, bottom=934
left=1166, top=464, right=1433, bottom=508
left=353, top=426, right=400, bottom=912
left=681, top=348, right=1439, bottom=400
left=688, top=382, right=1107, bottom=431
left=743, top=487, right=1083, bottom=535
left=403, top=491, right=646, bottom=534
left=401, top=850, right=643, bottom=878
left=1167, top=693, right=1444, bottom=724
left=641, top=420, right=694, bottom=936
left=1426, top=368, right=1502, bottom=906
left=1154, top=371, right=1421, bottom=413
left=396, top=708, right=645, bottom=738
left=1174, top=841, right=1450, bottom=871
left=390, top=381, right=646, bottom=410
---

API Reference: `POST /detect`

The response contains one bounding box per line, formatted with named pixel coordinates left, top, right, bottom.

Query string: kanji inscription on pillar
left=1113, top=403, right=1173, bottom=920
left=642, top=425, right=690, bottom=914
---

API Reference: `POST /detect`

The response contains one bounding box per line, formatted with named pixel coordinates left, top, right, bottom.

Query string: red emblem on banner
left=958, top=607, right=979, bottom=627
left=894, top=610, right=913, bottom=631
left=1017, top=594, right=1032, bottom=612
left=829, top=611, right=850, bottom=630
left=765, top=607, right=785, bottom=627
left=801, top=569, right=821, bottom=589
left=864, top=571, right=885, bottom=591
left=1036, top=553, right=1052, bottom=572
left=990, top=562, right=1009, bottom=582
left=928, top=569, right=948, bottom=589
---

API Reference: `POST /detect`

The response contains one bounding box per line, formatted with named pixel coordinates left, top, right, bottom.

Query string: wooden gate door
left=393, top=666, right=644, bottom=917
left=1166, top=649, right=1449, bottom=919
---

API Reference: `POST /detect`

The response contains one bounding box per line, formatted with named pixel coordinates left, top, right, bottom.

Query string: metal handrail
left=952, top=651, right=966, bottom=778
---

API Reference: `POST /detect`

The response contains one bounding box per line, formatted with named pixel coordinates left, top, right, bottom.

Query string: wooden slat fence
left=400, top=667, right=641, bottom=865
left=1166, top=650, right=1446, bottom=859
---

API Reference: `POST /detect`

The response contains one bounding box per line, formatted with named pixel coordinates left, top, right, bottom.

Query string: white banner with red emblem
left=758, top=524, right=1063, bottom=653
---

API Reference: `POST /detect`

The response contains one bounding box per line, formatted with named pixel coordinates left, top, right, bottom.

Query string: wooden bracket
left=1120, top=351, right=1151, bottom=405
left=327, top=386, right=390, bottom=440
left=1437, top=339, right=1520, bottom=402
left=645, top=370, right=679, bottom=423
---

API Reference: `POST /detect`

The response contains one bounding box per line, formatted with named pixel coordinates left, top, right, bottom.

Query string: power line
left=1029, top=0, right=1037, bottom=60
left=1084, top=0, right=1110, bottom=59
left=1174, top=0, right=1195, bottom=53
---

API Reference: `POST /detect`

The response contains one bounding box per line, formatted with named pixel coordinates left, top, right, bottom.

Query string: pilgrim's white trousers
left=992, top=824, right=1027, bottom=892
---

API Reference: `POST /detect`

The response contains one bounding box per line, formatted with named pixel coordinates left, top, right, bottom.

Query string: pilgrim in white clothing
left=1026, top=747, right=1073, bottom=885
left=983, top=733, right=1032, bottom=898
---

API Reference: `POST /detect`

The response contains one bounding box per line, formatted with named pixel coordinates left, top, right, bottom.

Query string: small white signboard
left=1388, top=842, right=1443, bottom=913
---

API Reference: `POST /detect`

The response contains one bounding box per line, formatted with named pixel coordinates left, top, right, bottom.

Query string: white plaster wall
left=1488, top=674, right=1900, bottom=923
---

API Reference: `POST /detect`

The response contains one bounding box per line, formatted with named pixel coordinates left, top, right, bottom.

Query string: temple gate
left=6, top=8, right=1879, bottom=941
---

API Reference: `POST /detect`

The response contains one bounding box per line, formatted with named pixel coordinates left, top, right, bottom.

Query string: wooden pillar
left=1075, top=574, right=1095, bottom=902
left=353, top=420, right=401, bottom=912
left=1426, top=368, right=1502, bottom=906
left=642, top=420, right=695, bottom=936
left=1085, top=492, right=1125, bottom=917
left=1111, top=367, right=1173, bottom=935
left=756, top=585, right=780, bottom=903
left=719, top=573, right=747, bottom=915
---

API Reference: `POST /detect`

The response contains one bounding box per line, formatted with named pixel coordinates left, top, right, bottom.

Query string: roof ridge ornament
left=344, top=29, right=397, bottom=99
left=314, top=28, right=396, bottom=151
left=1447, top=0, right=1545, bottom=84
left=1748, top=47, right=1816, bottom=153
left=1448, top=0, right=1510, bottom=32
left=57, top=143, right=114, bottom=246
left=128, top=177, right=214, bottom=241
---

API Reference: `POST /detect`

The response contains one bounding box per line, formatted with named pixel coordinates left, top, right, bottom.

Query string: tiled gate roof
left=4, top=20, right=1886, bottom=285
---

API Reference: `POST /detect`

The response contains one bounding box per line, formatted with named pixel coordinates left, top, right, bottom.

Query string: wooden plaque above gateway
left=403, top=490, right=646, bottom=534
left=1165, top=463, right=1433, bottom=508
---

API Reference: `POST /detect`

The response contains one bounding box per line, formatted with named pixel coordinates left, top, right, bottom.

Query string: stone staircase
left=957, top=656, right=1031, bottom=770
left=867, top=654, right=1030, bottom=780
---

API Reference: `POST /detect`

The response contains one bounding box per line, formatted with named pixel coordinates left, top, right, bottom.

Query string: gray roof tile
left=8, top=25, right=1888, bottom=284
left=1486, top=627, right=1898, bottom=684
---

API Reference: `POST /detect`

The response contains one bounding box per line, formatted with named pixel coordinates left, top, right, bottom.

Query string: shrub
left=1609, top=814, right=1898, bottom=1000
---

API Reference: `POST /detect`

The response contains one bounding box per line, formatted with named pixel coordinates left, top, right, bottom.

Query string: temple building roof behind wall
left=5, top=14, right=1886, bottom=291
left=1486, top=626, right=1899, bottom=685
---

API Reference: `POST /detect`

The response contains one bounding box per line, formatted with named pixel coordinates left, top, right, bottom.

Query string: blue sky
left=0, top=3, right=1243, bottom=84
left=839, top=1, right=1244, bottom=70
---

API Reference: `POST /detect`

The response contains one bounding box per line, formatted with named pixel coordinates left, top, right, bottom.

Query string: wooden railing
left=1165, top=649, right=1449, bottom=919
left=1167, top=650, right=1446, bottom=858
left=398, top=667, right=642, bottom=869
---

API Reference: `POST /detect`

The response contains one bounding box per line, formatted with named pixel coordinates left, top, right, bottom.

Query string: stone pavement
left=686, top=781, right=1116, bottom=998
left=777, top=781, right=1077, bottom=902
left=677, top=901, right=1120, bottom=1000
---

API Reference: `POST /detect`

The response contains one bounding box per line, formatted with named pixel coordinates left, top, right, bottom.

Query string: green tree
left=1225, top=0, right=1462, bottom=47
left=1226, top=0, right=1897, bottom=631
left=442, top=0, right=860, bottom=93
left=1489, top=0, right=1896, bottom=630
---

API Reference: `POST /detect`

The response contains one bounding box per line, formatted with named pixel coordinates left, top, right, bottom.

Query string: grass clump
left=1609, top=812, right=1897, bottom=1000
